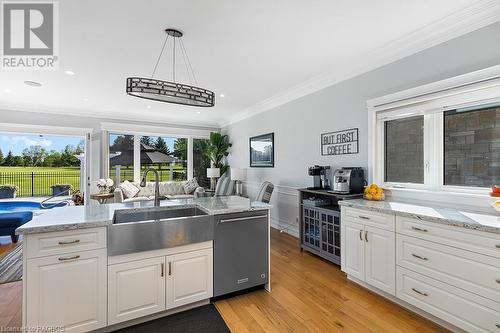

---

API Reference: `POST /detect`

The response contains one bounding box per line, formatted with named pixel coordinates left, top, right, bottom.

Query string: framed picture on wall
left=250, top=133, right=274, bottom=167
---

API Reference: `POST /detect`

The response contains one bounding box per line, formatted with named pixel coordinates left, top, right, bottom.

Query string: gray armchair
left=194, top=174, right=235, bottom=198
left=255, top=181, right=274, bottom=203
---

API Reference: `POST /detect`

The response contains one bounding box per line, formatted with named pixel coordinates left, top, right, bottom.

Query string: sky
left=0, top=134, right=83, bottom=155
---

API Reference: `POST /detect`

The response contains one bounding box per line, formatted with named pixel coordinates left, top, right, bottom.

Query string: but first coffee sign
left=321, top=128, right=359, bottom=156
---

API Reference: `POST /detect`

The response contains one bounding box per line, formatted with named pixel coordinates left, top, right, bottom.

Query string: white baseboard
left=271, top=217, right=299, bottom=238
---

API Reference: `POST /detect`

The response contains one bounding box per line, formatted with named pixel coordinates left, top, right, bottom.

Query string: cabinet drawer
left=342, top=207, right=395, bottom=231
left=26, top=227, right=106, bottom=259
left=397, top=267, right=500, bottom=333
left=397, top=234, right=500, bottom=302
left=396, top=216, right=500, bottom=258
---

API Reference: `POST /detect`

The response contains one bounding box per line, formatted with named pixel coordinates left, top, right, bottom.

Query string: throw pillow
left=119, top=180, right=140, bottom=199
left=183, top=178, right=199, bottom=194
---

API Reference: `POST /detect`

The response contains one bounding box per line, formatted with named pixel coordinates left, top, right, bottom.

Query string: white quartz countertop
left=339, top=199, right=500, bottom=234
left=16, top=196, right=271, bottom=235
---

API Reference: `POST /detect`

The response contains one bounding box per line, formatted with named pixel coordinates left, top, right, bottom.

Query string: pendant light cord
left=180, top=38, right=198, bottom=85
left=151, top=34, right=169, bottom=78
left=173, top=37, right=176, bottom=82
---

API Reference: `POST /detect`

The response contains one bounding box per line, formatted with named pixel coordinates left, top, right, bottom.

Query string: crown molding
left=220, top=0, right=500, bottom=128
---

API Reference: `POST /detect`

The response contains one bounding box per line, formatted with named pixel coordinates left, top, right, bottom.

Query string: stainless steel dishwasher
left=214, top=210, right=269, bottom=297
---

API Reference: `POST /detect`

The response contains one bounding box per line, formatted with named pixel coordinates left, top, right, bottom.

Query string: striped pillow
left=215, top=175, right=235, bottom=196
left=255, top=181, right=274, bottom=203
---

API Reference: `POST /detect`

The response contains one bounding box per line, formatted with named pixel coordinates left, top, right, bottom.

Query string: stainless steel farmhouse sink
left=108, top=206, right=214, bottom=256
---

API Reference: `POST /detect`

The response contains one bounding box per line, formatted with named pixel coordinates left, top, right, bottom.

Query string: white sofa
left=114, top=181, right=204, bottom=203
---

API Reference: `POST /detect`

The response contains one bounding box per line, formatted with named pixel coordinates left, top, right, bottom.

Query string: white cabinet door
left=166, top=248, right=213, bottom=309
left=108, top=256, right=166, bottom=325
left=365, top=225, right=396, bottom=295
left=342, top=221, right=365, bottom=281
left=26, top=249, right=107, bottom=333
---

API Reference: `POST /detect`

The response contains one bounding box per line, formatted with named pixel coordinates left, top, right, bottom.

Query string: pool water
left=0, top=201, right=67, bottom=214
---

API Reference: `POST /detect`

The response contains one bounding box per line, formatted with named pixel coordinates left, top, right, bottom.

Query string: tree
left=173, top=138, right=187, bottom=161
left=22, top=145, right=48, bottom=166
left=110, top=135, right=133, bottom=152
left=3, top=151, right=15, bottom=166
left=154, top=137, right=170, bottom=155
left=12, top=156, right=24, bottom=167
left=0, top=149, right=3, bottom=166
left=60, top=145, right=79, bottom=166
left=140, top=136, right=152, bottom=146
left=75, top=140, right=84, bottom=155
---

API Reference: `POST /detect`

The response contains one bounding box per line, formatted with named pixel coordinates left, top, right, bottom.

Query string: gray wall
left=223, top=21, right=500, bottom=236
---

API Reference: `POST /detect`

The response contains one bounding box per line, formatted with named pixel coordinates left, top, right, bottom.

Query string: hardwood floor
left=0, top=231, right=447, bottom=332
left=0, top=236, right=23, bottom=331
left=215, top=229, right=448, bottom=333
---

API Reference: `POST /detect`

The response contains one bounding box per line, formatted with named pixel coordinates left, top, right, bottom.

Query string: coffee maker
left=308, top=165, right=331, bottom=190
left=330, top=167, right=365, bottom=194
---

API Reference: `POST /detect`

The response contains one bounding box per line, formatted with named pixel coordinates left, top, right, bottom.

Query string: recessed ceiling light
left=64, top=70, right=75, bottom=75
left=83, top=98, right=89, bottom=102
left=3, top=89, right=11, bottom=93
left=196, top=111, right=201, bottom=114
left=147, top=105, right=152, bottom=109
left=24, top=80, right=42, bottom=87
left=219, top=94, right=225, bottom=98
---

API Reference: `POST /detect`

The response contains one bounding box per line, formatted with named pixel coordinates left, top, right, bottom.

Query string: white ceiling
left=0, top=0, right=497, bottom=127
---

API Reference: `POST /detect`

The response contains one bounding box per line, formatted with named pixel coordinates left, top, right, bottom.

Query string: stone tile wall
left=444, top=107, right=500, bottom=188
left=385, top=116, right=424, bottom=183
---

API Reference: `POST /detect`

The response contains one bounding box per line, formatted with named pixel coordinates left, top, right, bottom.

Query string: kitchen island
left=16, top=196, right=271, bottom=333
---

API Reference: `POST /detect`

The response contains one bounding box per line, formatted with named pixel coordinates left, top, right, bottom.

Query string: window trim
left=102, top=123, right=213, bottom=183
left=368, top=64, right=500, bottom=198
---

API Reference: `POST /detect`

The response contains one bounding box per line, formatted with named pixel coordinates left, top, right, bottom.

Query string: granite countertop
left=339, top=199, right=500, bottom=234
left=16, top=196, right=271, bottom=235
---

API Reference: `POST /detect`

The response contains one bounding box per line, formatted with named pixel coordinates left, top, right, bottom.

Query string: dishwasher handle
left=219, top=215, right=268, bottom=224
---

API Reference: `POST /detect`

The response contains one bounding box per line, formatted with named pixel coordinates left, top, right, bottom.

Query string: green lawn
left=0, top=165, right=188, bottom=197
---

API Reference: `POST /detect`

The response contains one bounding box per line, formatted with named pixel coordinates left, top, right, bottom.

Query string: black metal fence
left=0, top=172, right=81, bottom=197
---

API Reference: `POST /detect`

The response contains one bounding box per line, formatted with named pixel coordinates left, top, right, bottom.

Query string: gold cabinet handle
left=496, top=323, right=500, bottom=329
left=496, top=244, right=500, bottom=249
left=58, top=239, right=80, bottom=245
left=168, top=262, right=172, bottom=276
left=411, top=288, right=428, bottom=297
left=411, top=253, right=428, bottom=261
left=359, top=230, right=363, bottom=241
left=58, top=255, right=80, bottom=261
left=364, top=231, right=368, bottom=242
left=411, top=226, right=428, bottom=232
left=496, top=279, right=500, bottom=284
left=161, top=263, right=164, bottom=277
left=358, top=215, right=370, bottom=220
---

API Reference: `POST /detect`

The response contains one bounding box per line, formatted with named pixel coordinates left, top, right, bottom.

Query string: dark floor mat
left=113, top=304, right=230, bottom=333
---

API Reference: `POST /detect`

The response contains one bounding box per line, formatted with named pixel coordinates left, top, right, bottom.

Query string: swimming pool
left=0, top=201, right=68, bottom=214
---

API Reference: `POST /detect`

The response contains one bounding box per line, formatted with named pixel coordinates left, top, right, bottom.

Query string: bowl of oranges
left=364, top=183, right=385, bottom=201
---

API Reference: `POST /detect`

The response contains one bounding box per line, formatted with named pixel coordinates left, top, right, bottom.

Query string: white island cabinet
left=107, top=241, right=213, bottom=326
left=340, top=201, right=500, bottom=333
left=24, top=228, right=107, bottom=333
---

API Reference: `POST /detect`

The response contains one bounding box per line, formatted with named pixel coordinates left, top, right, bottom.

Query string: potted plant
left=206, top=132, right=232, bottom=176
left=0, top=184, right=18, bottom=199
left=50, top=184, right=73, bottom=196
